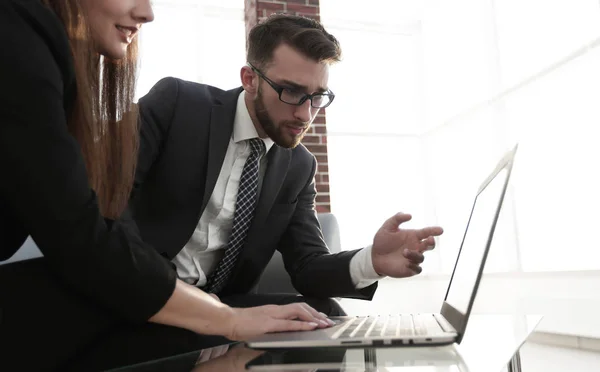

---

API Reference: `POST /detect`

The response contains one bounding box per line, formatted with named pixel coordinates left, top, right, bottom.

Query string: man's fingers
left=269, top=319, right=319, bottom=333
left=416, top=226, right=444, bottom=240
left=407, top=263, right=422, bottom=275
left=403, top=248, right=425, bottom=263
left=382, top=212, right=412, bottom=231
left=418, top=236, right=436, bottom=251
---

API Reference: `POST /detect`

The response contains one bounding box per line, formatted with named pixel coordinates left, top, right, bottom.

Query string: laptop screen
left=444, top=166, right=510, bottom=315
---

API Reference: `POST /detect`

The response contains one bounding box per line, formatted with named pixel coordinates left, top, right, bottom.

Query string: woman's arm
left=0, top=1, right=328, bottom=339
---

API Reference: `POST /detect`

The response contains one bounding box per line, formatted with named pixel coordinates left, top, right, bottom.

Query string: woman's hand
left=150, top=280, right=333, bottom=341
left=225, top=302, right=334, bottom=341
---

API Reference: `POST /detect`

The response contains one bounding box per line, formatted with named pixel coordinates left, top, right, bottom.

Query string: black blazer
left=132, top=77, right=377, bottom=299
left=0, top=0, right=176, bottom=323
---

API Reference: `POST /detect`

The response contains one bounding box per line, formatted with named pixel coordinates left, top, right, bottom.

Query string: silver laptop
left=246, top=144, right=518, bottom=349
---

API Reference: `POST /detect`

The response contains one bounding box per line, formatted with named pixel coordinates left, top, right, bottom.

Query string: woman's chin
left=98, top=44, right=128, bottom=60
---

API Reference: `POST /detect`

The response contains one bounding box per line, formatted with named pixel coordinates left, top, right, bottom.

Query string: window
left=320, top=0, right=428, bottom=253
left=323, top=0, right=600, bottom=337
left=136, top=0, right=246, bottom=100
left=322, top=0, right=600, bottom=274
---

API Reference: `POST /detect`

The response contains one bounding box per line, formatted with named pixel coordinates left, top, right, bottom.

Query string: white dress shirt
left=172, top=91, right=384, bottom=289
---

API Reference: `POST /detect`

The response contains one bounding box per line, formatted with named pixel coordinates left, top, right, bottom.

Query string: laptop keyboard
left=334, top=314, right=445, bottom=339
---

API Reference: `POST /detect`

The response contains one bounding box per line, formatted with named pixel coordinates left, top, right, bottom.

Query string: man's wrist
left=349, top=245, right=386, bottom=289
left=363, top=245, right=385, bottom=279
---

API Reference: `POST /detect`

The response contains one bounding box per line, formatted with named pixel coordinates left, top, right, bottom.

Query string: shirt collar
left=233, top=90, right=274, bottom=153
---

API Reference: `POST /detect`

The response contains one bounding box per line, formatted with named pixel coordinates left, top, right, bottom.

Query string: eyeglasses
left=248, top=63, right=335, bottom=109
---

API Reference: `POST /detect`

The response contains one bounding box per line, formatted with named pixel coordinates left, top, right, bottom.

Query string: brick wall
left=244, top=0, right=331, bottom=213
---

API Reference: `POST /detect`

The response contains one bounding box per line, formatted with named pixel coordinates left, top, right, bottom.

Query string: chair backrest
left=317, top=212, right=341, bottom=254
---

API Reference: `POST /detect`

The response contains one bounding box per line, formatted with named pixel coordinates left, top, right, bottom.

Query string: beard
left=254, top=85, right=308, bottom=149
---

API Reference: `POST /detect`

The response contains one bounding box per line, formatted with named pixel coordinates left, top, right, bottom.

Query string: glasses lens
left=311, top=94, right=333, bottom=108
left=280, top=89, right=305, bottom=105
left=280, top=90, right=334, bottom=108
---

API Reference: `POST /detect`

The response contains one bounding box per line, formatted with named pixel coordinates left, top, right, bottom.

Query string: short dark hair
left=247, top=14, right=342, bottom=69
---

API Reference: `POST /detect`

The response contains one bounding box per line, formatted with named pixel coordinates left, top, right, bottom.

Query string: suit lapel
left=200, top=88, right=243, bottom=212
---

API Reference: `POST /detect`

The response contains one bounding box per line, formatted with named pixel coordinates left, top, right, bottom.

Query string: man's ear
left=241, top=66, right=257, bottom=94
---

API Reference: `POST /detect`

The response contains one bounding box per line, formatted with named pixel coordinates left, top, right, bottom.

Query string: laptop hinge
left=434, top=313, right=457, bottom=333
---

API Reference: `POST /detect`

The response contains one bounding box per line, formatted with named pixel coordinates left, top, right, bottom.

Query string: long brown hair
left=43, top=0, right=139, bottom=219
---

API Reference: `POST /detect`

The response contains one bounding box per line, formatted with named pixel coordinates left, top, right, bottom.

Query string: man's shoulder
left=148, top=77, right=238, bottom=104
left=291, top=142, right=312, bottom=157
left=162, top=77, right=225, bottom=97
left=289, top=142, right=317, bottom=168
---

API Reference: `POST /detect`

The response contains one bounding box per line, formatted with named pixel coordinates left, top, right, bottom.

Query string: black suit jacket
left=132, top=77, right=377, bottom=299
left=0, top=0, right=176, bottom=324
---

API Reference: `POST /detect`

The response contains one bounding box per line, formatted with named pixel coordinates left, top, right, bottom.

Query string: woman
left=0, top=0, right=328, bottom=370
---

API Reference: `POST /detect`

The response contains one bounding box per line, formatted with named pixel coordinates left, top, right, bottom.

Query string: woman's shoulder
left=2, top=1, right=68, bottom=40
left=0, top=0, right=74, bottom=84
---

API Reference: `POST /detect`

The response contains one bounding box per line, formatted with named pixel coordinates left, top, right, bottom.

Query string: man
left=130, top=14, right=443, bottom=315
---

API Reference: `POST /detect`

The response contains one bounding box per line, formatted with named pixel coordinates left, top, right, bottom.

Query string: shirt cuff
left=349, top=245, right=386, bottom=289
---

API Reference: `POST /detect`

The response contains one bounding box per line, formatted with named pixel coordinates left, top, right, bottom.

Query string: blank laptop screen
left=444, top=167, right=509, bottom=315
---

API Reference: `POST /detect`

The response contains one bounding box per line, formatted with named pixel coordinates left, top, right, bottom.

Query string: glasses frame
left=248, top=63, right=335, bottom=109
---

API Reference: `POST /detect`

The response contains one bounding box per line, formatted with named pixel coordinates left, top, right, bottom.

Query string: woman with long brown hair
left=0, top=0, right=329, bottom=370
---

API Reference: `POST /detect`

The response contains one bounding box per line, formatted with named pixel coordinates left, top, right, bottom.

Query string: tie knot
left=248, top=138, right=266, bottom=156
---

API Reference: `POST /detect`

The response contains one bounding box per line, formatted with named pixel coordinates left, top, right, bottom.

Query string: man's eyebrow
left=280, top=79, right=328, bottom=93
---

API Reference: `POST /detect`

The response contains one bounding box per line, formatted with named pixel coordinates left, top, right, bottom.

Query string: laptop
left=246, top=144, right=518, bottom=349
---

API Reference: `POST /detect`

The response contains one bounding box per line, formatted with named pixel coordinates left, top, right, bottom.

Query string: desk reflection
left=190, top=344, right=264, bottom=372
left=113, top=314, right=539, bottom=372
left=187, top=344, right=468, bottom=372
